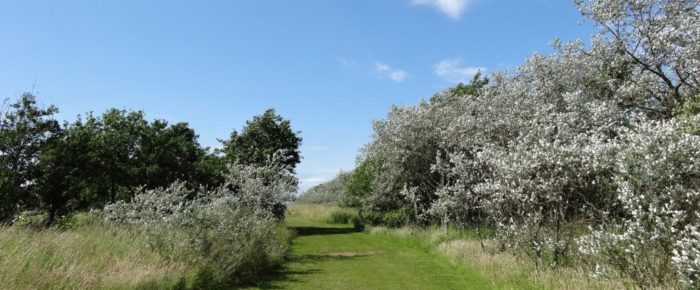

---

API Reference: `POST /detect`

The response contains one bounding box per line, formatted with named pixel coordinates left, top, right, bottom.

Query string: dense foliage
left=220, top=109, right=302, bottom=172
left=0, top=95, right=301, bottom=226
left=322, top=0, right=700, bottom=287
left=0, top=94, right=302, bottom=287
left=103, top=158, right=295, bottom=287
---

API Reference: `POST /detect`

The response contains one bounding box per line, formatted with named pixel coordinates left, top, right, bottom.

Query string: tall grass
left=287, top=204, right=356, bottom=224
left=0, top=224, right=190, bottom=289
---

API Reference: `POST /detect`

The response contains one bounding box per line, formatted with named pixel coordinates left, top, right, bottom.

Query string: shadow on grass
left=292, top=226, right=358, bottom=236
left=251, top=226, right=364, bottom=289
left=253, top=250, right=369, bottom=289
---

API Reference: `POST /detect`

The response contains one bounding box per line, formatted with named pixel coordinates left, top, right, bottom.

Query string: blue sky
left=0, top=0, right=593, bottom=191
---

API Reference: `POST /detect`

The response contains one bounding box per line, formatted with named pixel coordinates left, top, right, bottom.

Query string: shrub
left=11, top=210, right=48, bottom=228
left=56, top=211, right=99, bottom=229
left=351, top=215, right=365, bottom=232
left=326, top=210, right=355, bottom=224
left=103, top=158, right=296, bottom=287
left=579, top=118, right=700, bottom=288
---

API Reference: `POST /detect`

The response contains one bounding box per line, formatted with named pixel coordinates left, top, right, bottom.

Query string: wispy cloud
left=411, top=0, right=471, bottom=19
left=434, top=58, right=485, bottom=83
left=375, top=62, right=407, bottom=82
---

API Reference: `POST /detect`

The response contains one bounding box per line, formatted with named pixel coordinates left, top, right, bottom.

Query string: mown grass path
left=250, top=216, right=489, bottom=290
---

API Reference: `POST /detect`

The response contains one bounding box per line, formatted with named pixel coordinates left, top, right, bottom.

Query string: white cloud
left=412, top=0, right=471, bottom=19
left=434, top=58, right=485, bottom=83
left=375, top=62, right=407, bottom=82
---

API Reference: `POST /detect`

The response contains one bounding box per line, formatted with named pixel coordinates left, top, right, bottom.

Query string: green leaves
left=220, top=109, right=302, bottom=172
left=0, top=93, right=60, bottom=221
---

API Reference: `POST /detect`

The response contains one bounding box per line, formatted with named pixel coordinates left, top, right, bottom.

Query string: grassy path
left=250, top=215, right=490, bottom=290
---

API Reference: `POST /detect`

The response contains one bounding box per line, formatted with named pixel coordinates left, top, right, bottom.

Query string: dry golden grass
left=438, top=239, right=629, bottom=290
left=287, top=203, right=356, bottom=224
left=0, top=225, right=189, bottom=289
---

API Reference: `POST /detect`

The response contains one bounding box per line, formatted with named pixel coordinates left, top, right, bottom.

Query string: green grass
left=247, top=204, right=628, bottom=290
left=246, top=204, right=490, bottom=289
left=370, top=226, right=629, bottom=290
left=0, top=204, right=630, bottom=289
left=251, top=221, right=489, bottom=289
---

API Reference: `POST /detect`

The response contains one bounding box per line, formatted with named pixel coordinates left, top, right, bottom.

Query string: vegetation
left=220, top=108, right=302, bottom=172
left=2, top=0, right=699, bottom=288
left=0, top=94, right=301, bottom=224
left=0, top=95, right=302, bottom=288
left=247, top=204, right=628, bottom=289
left=0, top=221, right=189, bottom=289
left=307, top=0, right=700, bottom=288
left=296, top=171, right=351, bottom=205
left=251, top=204, right=493, bottom=290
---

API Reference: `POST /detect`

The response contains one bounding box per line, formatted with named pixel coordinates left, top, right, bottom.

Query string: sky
left=0, top=0, right=594, bottom=192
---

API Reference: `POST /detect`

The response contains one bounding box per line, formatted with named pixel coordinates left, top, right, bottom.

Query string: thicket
left=0, top=98, right=301, bottom=224
left=0, top=96, right=302, bottom=287
left=103, top=157, right=295, bottom=287
left=329, top=0, right=700, bottom=288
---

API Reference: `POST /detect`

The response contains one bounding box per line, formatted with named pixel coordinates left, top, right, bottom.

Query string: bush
left=579, top=119, right=700, bottom=288
left=56, top=212, right=99, bottom=230
left=351, top=215, right=365, bottom=232
left=326, top=210, right=355, bottom=224
left=104, top=159, right=296, bottom=287
left=11, top=210, right=48, bottom=228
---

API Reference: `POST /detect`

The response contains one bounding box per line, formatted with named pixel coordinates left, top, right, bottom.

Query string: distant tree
left=220, top=109, right=302, bottom=171
left=0, top=93, right=60, bottom=221
left=297, top=171, right=351, bottom=205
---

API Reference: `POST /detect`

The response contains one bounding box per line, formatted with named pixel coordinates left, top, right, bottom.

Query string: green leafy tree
left=62, top=110, right=219, bottom=207
left=345, top=161, right=375, bottom=208
left=0, top=93, right=60, bottom=221
left=136, top=121, right=206, bottom=188
left=220, top=109, right=302, bottom=171
left=445, top=72, right=489, bottom=98
left=35, top=129, right=88, bottom=224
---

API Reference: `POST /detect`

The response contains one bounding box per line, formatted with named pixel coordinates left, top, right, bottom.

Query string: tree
left=0, top=93, right=60, bottom=221
left=220, top=109, right=302, bottom=171
left=35, top=130, right=86, bottom=225
left=60, top=110, right=220, bottom=208
left=136, top=121, right=206, bottom=188
left=576, top=0, right=700, bottom=117
left=444, top=72, right=489, bottom=99
left=344, top=161, right=375, bottom=208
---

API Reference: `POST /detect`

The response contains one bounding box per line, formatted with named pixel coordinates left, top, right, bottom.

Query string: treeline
left=0, top=94, right=301, bottom=224
left=297, top=171, right=351, bottom=205
left=306, top=0, right=700, bottom=288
